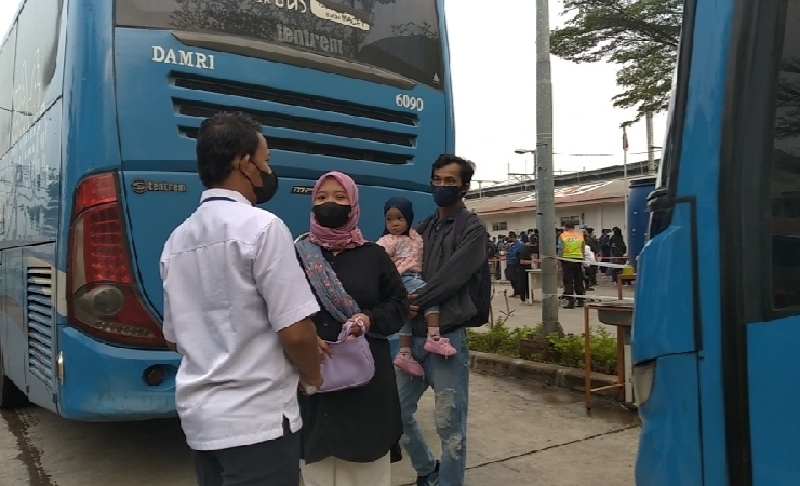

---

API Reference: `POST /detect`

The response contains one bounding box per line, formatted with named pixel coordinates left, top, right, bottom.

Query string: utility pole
left=536, top=0, right=562, bottom=336
left=513, top=149, right=540, bottom=231
left=623, top=126, right=629, bottom=240
left=646, top=112, right=656, bottom=174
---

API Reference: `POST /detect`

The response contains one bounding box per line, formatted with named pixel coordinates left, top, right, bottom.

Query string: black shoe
left=417, top=460, right=440, bottom=486
left=576, top=301, right=585, bottom=308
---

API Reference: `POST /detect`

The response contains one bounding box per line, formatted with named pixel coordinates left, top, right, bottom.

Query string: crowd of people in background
left=487, top=223, right=628, bottom=308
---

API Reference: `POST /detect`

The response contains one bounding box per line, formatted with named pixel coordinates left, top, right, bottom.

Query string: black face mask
left=313, top=202, right=352, bottom=229
left=253, top=170, right=279, bottom=205
left=241, top=159, right=279, bottom=205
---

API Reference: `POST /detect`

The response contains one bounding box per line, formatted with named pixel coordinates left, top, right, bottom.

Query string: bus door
left=720, top=0, right=800, bottom=483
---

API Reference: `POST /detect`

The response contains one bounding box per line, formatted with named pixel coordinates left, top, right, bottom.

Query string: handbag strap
left=332, top=318, right=366, bottom=343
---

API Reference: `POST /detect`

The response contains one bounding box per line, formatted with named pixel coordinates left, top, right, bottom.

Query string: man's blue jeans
left=396, top=327, right=470, bottom=486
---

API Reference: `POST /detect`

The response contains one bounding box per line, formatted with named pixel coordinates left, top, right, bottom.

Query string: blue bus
left=0, top=0, right=451, bottom=420
left=633, top=0, right=800, bottom=483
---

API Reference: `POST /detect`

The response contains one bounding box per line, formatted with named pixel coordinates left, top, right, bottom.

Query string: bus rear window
left=115, top=0, right=444, bottom=90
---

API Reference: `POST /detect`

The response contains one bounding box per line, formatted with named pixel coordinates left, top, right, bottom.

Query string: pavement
left=488, top=273, right=636, bottom=335
left=0, top=372, right=640, bottom=486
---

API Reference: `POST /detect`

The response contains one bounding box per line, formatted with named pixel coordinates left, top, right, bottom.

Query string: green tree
left=550, top=0, right=682, bottom=123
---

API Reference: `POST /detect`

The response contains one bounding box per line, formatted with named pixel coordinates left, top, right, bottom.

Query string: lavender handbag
left=318, top=319, right=376, bottom=393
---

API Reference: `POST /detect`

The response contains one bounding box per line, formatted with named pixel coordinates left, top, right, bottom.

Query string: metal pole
left=623, top=126, right=629, bottom=244
left=534, top=151, right=542, bottom=232
left=536, top=0, right=562, bottom=336
left=646, top=112, right=656, bottom=174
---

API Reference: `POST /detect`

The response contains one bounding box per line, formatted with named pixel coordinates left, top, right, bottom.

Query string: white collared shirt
left=160, top=188, right=319, bottom=451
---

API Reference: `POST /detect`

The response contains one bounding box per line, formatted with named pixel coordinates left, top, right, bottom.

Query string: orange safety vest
left=560, top=230, right=584, bottom=259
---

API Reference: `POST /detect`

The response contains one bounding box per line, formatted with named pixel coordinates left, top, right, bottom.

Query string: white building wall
left=479, top=202, right=627, bottom=238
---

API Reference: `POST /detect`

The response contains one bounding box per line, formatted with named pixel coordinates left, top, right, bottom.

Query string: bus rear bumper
left=57, top=327, right=181, bottom=421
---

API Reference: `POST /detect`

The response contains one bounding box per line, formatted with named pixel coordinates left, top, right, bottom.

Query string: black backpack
left=417, top=211, right=491, bottom=327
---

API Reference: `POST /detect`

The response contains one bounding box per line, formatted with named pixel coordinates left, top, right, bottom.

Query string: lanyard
left=200, top=196, right=237, bottom=205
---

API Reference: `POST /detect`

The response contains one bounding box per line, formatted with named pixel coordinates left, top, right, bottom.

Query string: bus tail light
left=67, top=172, right=166, bottom=348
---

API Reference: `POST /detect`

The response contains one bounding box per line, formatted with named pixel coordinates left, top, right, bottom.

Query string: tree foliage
left=550, top=0, right=682, bottom=123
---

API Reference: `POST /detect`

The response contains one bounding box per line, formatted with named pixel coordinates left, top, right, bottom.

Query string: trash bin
left=627, top=177, right=656, bottom=271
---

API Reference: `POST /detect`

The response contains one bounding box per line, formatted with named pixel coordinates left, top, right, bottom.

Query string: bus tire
left=0, top=351, right=29, bottom=409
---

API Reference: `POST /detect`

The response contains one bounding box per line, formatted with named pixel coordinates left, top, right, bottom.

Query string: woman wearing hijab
left=294, top=171, right=408, bottom=486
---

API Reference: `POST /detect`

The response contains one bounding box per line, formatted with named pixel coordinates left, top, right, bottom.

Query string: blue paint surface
left=0, top=0, right=452, bottom=421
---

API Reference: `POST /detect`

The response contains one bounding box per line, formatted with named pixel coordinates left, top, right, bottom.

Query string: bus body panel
left=0, top=0, right=67, bottom=414
left=57, top=327, right=180, bottom=420
left=634, top=0, right=734, bottom=481
left=1, top=248, right=28, bottom=398
left=113, top=27, right=445, bottom=193
left=631, top=220, right=695, bottom=362
left=635, top=352, right=703, bottom=486
left=119, top=172, right=436, bottom=316
left=1, top=0, right=451, bottom=421
left=675, top=0, right=733, bottom=479
left=746, top=319, right=800, bottom=484
left=113, top=27, right=443, bottom=316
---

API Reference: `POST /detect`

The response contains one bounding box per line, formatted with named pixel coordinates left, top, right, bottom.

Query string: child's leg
left=424, top=309, right=440, bottom=336
left=423, top=308, right=456, bottom=357
left=394, top=318, right=424, bottom=376
left=397, top=321, right=413, bottom=354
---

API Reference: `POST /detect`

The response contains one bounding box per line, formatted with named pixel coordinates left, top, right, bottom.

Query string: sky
left=0, top=0, right=667, bottom=186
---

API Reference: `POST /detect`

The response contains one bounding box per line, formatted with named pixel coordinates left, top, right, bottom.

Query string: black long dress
left=299, top=242, right=408, bottom=465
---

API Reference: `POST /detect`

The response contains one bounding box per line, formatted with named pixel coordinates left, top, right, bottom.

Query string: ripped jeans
left=396, top=327, right=469, bottom=486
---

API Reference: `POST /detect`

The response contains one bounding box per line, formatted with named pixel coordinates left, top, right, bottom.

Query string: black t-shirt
left=529, top=235, right=540, bottom=254
left=519, top=244, right=534, bottom=270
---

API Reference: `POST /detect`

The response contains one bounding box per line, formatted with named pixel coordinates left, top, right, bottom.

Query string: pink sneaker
left=394, top=353, right=424, bottom=377
left=424, top=335, right=457, bottom=357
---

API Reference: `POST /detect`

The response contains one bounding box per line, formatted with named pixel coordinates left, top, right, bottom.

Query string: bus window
left=0, top=25, right=15, bottom=156
left=11, top=0, right=63, bottom=141
left=770, top=3, right=800, bottom=310
left=115, top=0, right=444, bottom=90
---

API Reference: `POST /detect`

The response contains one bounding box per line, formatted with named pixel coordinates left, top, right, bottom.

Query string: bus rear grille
left=178, top=126, right=412, bottom=165
left=173, top=75, right=418, bottom=126
left=175, top=101, right=414, bottom=148
left=26, top=267, right=54, bottom=389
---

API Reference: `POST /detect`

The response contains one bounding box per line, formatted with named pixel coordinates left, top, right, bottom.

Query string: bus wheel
left=0, top=350, right=28, bottom=409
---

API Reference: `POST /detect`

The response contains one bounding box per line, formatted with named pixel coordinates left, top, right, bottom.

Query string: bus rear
left=633, top=0, right=800, bottom=483
left=0, top=0, right=452, bottom=421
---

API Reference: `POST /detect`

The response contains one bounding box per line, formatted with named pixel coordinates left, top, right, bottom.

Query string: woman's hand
left=318, top=337, right=332, bottom=362
left=349, top=313, right=371, bottom=335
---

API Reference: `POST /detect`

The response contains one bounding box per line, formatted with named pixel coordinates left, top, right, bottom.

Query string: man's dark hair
left=196, top=112, right=263, bottom=188
left=508, top=231, right=517, bottom=237
left=431, top=154, right=476, bottom=186
left=564, top=221, right=576, bottom=229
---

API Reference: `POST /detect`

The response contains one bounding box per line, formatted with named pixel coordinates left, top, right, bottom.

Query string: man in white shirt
left=160, top=112, right=323, bottom=486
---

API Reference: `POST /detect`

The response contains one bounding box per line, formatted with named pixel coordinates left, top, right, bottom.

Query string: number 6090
left=395, top=94, right=424, bottom=112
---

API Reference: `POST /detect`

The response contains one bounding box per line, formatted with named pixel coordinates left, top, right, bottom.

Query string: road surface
left=0, top=373, right=639, bottom=486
